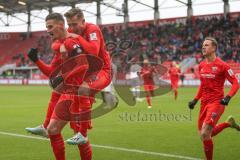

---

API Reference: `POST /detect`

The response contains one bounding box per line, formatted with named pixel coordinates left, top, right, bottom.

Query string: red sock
left=203, top=139, right=213, bottom=160
left=49, top=134, right=65, bottom=160
left=174, top=90, right=178, bottom=100
left=146, top=95, right=151, bottom=106
left=212, top=122, right=230, bottom=137
left=78, top=141, right=92, bottom=160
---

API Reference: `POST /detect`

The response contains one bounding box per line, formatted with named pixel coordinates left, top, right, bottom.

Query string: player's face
left=202, top=40, right=216, bottom=57
left=46, top=19, right=64, bottom=40
left=172, top=61, right=176, bottom=67
left=66, top=15, right=85, bottom=35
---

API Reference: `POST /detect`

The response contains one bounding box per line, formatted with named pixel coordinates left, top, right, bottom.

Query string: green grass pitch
left=0, top=86, right=239, bottom=160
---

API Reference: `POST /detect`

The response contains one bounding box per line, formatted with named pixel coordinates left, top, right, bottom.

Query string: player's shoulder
left=86, top=23, right=100, bottom=32
left=215, top=57, right=229, bottom=68
left=198, top=60, right=206, bottom=68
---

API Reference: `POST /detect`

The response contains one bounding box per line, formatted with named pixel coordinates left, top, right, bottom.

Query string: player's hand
left=50, top=75, right=64, bottom=89
left=64, top=38, right=83, bottom=57
left=220, top=95, right=231, bottom=106
left=188, top=99, right=198, bottom=109
left=27, top=48, right=39, bottom=62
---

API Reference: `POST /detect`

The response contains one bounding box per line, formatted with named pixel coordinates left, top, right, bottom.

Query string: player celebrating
left=27, top=13, right=94, bottom=160
left=188, top=37, right=240, bottom=160
left=169, top=61, right=181, bottom=100
left=138, top=59, right=157, bottom=108
left=63, top=8, right=112, bottom=144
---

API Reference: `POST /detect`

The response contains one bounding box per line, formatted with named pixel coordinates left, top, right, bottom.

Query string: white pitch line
left=0, top=131, right=201, bottom=160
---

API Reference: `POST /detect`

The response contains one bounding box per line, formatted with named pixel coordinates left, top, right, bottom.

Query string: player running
left=169, top=61, right=181, bottom=100
left=138, top=59, right=157, bottom=108
left=188, top=37, right=240, bottom=160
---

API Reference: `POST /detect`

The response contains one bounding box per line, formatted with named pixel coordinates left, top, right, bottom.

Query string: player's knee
left=200, top=131, right=211, bottom=141
left=47, top=125, right=60, bottom=135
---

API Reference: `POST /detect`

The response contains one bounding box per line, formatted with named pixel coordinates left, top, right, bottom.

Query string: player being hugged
left=188, top=37, right=240, bottom=160
left=27, top=13, right=94, bottom=160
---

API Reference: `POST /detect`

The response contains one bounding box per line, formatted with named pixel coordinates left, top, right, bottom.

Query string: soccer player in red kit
left=169, top=61, right=181, bottom=100
left=138, top=59, right=157, bottom=108
left=188, top=37, right=240, bottom=160
left=63, top=8, right=112, bottom=144
left=27, top=13, right=93, bottom=160
left=25, top=43, right=62, bottom=138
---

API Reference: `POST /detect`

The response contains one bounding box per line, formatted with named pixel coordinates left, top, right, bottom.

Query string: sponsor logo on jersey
left=200, top=73, right=215, bottom=78
left=227, top=69, right=234, bottom=76
left=89, top=32, right=97, bottom=40
left=212, top=66, right=218, bottom=73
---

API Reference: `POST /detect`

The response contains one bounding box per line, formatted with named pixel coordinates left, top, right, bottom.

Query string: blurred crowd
left=102, top=14, right=240, bottom=66
left=15, top=14, right=240, bottom=73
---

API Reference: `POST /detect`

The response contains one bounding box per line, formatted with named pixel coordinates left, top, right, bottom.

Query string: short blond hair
left=64, top=8, right=84, bottom=19
left=204, top=37, right=218, bottom=51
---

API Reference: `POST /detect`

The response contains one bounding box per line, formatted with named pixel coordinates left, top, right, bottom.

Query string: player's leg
left=226, top=115, right=240, bottom=131
left=70, top=122, right=92, bottom=160
left=43, top=92, right=61, bottom=128
left=171, top=80, right=178, bottom=100
left=144, top=85, right=152, bottom=108
left=212, top=115, right=240, bottom=137
left=47, top=118, right=68, bottom=160
left=78, top=140, right=92, bottom=160
left=67, top=69, right=110, bottom=145
left=200, top=123, right=213, bottom=160
left=173, top=83, right=178, bottom=100
left=200, top=103, right=224, bottom=160
left=198, top=104, right=213, bottom=160
left=47, top=95, right=71, bottom=160
left=25, top=92, right=60, bottom=138
left=66, top=96, right=91, bottom=145
left=79, top=69, right=111, bottom=98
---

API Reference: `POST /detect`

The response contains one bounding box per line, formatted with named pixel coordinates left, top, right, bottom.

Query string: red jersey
left=36, top=40, right=88, bottom=86
left=69, top=23, right=111, bottom=71
left=140, top=66, right=156, bottom=85
left=169, top=66, right=180, bottom=81
left=195, top=57, right=239, bottom=104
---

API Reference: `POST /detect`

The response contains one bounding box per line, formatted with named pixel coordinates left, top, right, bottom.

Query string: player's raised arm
left=28, top=44, right=61, bottom=77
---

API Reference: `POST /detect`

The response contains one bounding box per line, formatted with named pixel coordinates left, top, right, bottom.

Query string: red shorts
left=170, top=79, right=179, bottom=90
left=51, top=94, right=92, bottom=131
left=144, top=85, right=155, bottom=96
left=198, top=102, right=225, bottom=131
left=144, top=85, right=155, bottom=91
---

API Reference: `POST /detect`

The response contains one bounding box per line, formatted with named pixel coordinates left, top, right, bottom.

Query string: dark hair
left=64, top=8, right=84, bottom=19
left=45, top=13, right=65, bottom=22
left=204, top=37, right=218, bottom=50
